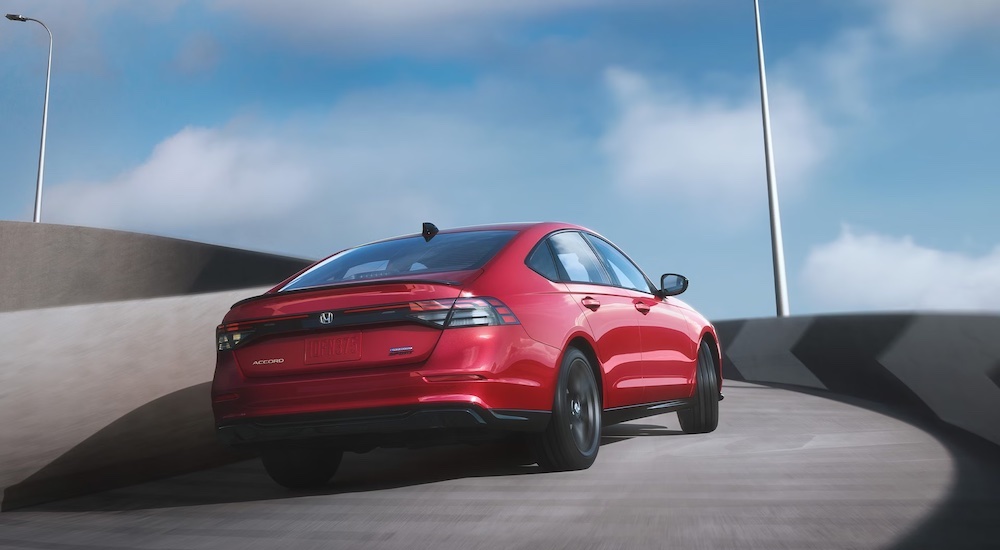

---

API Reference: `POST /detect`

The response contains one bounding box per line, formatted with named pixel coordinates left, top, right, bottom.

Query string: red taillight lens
left=216, top=323, right=255, bottom=351
left=482, top=297, right=520, bottom=325
left=408, top=297, right=519, bottom=328
left=407, top=300, right=452, bottom=326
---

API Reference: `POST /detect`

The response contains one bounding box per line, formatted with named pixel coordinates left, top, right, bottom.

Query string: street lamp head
left=6, top=14, right=27, bottom=21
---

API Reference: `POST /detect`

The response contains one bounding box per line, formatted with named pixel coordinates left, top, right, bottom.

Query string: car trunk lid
left=223, top=276, right=474, bottom=377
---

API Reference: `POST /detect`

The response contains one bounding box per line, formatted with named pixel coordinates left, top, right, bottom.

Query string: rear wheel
left=260, top=447, right=343, bottom=489
left=533, top=348, right=601, bottom=471
left=679, top=342, right=720, bottom=434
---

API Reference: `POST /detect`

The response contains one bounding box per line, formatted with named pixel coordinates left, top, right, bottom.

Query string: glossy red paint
left=213, top=324, right=558, bottom=420
left=212, top=222, right=721, bottom=448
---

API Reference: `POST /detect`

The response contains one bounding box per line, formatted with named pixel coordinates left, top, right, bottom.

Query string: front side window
left=548, top=232, right=611, bottom=285
left=281, top=230, right=516, bottom=291
left=584, top=234, right=652, bottom=293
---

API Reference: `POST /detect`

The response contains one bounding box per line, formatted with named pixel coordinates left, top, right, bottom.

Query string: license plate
left=304, top=332, right=362, bottom=365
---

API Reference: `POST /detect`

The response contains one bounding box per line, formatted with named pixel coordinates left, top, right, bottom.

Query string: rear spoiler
left=230, top=278, right=464, bottom=309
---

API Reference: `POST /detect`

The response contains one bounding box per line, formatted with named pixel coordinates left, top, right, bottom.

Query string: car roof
left=375, top=221, right=585, bottom=242
left=268, top=221, right=603, bottom=295
left=305, top=222, right=592, bottom=268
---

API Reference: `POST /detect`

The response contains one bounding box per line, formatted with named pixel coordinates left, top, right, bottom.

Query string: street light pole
left=752, top=0, right=790, bottom=317
left=6, top=14, right=53, bottom=223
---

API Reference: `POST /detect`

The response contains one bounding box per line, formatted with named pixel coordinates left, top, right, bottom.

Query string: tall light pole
left=6, top=13, right=52, bottom=223
left=752, top=0, right=790, bottom=317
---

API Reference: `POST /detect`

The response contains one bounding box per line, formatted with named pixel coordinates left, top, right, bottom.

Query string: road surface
left=2, top=381, right=998, bottom=549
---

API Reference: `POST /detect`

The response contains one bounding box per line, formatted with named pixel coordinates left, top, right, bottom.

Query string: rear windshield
left=280, top=230, right=517, bottom=292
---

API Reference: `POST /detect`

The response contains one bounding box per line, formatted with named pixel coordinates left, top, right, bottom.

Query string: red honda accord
left=212, top=222, right=721, bottom=488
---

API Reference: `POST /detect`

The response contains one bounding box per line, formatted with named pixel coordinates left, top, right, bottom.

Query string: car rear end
left=211, top=228, right=556, bottom=451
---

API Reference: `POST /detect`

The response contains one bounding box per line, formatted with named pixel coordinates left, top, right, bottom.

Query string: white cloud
left=44, top=117, right=453, bottom=255
left=46, top=126, right=314, bottom=231
left=877, top=0, right=1000, bottom=46
left=774, top=1, right=1000, bottom=122
left=601, top=67, right=830, bottom=209
left=803, top=226, right=1000, bottom=311
left=776, top=28, right=881, bottom=120
left=44, top=83, right=601, bottom=256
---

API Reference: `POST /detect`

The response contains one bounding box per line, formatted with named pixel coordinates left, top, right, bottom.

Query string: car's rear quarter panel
left=463, top=224, right=618, bottom=405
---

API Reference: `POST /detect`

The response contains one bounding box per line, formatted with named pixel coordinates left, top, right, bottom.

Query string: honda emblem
left=319, top=312, right=334, bottom=324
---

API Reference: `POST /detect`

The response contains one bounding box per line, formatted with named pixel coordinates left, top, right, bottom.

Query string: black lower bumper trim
left=217, top=405, right=550, bottom=448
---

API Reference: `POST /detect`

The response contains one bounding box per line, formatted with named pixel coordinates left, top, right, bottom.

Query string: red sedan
left=212, top=222, right=722, bottom=488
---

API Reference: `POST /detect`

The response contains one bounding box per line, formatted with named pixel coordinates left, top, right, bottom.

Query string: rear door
left=583, top=234, right=696, bottom=403
left=547, top=231, right=646, bottom=408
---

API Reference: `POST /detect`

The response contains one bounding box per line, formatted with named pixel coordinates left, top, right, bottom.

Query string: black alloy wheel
left=534, top=347, right=602, bottom=471
left=260, top=447, right=343, bottom=489
left=678, top=342, right=720, bottom=434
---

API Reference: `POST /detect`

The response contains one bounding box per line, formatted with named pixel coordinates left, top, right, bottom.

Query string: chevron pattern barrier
left=716, top=314, right=1000, bottom=448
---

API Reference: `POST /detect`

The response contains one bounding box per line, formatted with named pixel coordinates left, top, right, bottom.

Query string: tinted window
left=548, top=232, right=611, bottom=285
left=281, top=230, right=516, bottom=291
left=584, top=234, right=651, bottom=293
left=526, top=241, right=560, bottom=281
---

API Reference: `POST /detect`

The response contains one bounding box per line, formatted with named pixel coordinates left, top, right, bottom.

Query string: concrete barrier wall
left=0, top=289, right=267, bottom=510
left=0, top=222, right=312, bottom=510
left=716, top=314, right=1000, bottom=448
left=0, top=221, right=311, bottom=312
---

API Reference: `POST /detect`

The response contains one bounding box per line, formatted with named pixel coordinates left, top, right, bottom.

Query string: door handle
left=581, top=297, right=601, bottom=311
left=634, top=301, right=650, bottom=314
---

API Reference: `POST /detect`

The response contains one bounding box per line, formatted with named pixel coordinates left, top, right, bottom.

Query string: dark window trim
left=525, top=229, right=656, bottom=294
left=540, top=230, right=613, bottom=285
left=581, top=232, right=657, bottom=295
left=525, top=237, right=564, bottom=281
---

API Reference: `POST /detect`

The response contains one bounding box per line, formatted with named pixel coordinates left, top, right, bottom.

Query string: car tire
left=260, top=447, right=343, bottom=489
left=533, top=347, right=602, bottom=471
left=678, top=342, right=720, bottom=434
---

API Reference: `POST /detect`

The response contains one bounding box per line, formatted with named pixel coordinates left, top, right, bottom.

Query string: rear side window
left=526, top=242, right=560, bottom=280
left=548, top=232, right=611, bottom=285
left=282, top=230, right=516, bottom=291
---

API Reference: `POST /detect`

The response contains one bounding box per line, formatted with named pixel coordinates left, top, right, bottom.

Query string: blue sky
left=2, top=0, right=999, bottom=320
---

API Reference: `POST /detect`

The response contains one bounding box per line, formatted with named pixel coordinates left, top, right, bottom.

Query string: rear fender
left=698, top=327, right=723, bottom=391
left=559, top=331, right=605, bottom=407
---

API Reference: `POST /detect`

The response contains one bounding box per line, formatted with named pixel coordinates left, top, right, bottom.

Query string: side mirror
left=659, top=273, right=688, bottom=297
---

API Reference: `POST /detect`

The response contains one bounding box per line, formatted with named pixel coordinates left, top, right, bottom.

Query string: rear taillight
left=217, top=323, right=255, bottom=351
left=216, top=299, right=517, bottom=349
left=408, top=297, right=519, bottom=328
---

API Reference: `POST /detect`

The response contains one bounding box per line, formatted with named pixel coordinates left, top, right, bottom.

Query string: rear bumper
left=212, top=325, right=562, bottom=423
left=217, top=404, right=550, bottom=449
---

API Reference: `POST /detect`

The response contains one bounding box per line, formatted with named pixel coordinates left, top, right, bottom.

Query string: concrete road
left=1, top=381, right=997, bottom=550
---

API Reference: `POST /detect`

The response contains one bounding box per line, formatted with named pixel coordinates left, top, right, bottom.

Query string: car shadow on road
left=28, top=422, right=679, bottom=513
left=600, top=422, right=684, bottom=445
left=25, top=439, right=535, bottom=512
